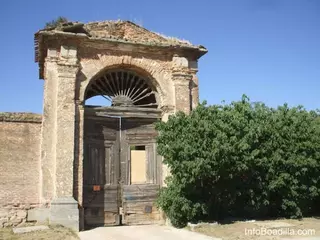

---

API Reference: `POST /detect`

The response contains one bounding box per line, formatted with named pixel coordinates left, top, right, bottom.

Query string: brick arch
left=79, top=55, right=173, bottom=108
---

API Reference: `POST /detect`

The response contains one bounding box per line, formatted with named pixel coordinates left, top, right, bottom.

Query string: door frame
left=82, top=106, right=162, bottom=227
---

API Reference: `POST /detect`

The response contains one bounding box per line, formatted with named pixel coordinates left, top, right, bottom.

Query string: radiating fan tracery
left=85, top=71, right=158, bottom=108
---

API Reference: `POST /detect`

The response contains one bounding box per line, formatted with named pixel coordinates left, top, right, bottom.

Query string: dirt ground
left=190, top=218, right=320, bottom=240
left=0, top=225, right=79, bottom=240
left=1, top=219, right=319, bottom=240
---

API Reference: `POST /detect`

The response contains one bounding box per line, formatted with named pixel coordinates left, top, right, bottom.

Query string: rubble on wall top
left=36, top=20, right=206, bottom=50
left=0, top=112, right=42, bottom=123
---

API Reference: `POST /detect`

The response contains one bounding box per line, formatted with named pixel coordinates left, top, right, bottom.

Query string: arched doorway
left=82, top=68, right=162, bottom=228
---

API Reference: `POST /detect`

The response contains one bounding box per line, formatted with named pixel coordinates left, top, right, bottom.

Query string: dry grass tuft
left=189, top=218, right=320, bottom=240
left=0, top=225, right=79, bottom=240
left=153, top=32, right=192, bottom=45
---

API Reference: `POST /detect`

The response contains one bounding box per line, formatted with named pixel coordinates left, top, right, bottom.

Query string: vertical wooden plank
left=153, top=142, right=157, bottom=184
left=83, top=144, right=88, bottom=184
left=90, top=144, right=94, bottom=184
left=127, top=145, right=131, bottom=185
left=146, top=145, right=153, bottom=184
left=120, top=121, right=128, bottom=185
left=94, top=148, right=98, bottom=184
left=100, top=147, right=104, bottom=184
left=114, top=130, right=120, bottom=185
left=105, top=147, right=110, bottom=185
left=123, top=141, right=129, bottom=185
left=109, top=145, right=113, bottom=185
left=156, top=153, right=162, bottom=185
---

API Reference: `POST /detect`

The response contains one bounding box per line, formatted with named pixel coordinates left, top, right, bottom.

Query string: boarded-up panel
left=123, top=202, right=161, bottom=225
left=122, top=184, right=161, bottom=225
left=131, top=150, right=147, bottom=184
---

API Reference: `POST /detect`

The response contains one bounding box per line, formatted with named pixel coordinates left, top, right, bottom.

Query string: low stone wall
left=0, top=204, right=39, bottom=228
left=0, top=112, right=42, bottom=228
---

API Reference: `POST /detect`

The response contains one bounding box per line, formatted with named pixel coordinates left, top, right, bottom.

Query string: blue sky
left=0, top=0, right=319, bottom=113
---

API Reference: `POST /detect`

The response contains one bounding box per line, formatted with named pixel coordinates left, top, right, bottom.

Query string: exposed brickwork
left=0, top=121, right=41, bottom=227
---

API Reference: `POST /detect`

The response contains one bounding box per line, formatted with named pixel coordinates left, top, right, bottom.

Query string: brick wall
left=0, top=113, right=42, bottom=227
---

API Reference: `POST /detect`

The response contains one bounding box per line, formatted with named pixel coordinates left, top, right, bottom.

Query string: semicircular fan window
left=85, top=70, right=158, bottom=108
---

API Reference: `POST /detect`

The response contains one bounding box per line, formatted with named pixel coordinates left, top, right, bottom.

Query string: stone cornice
left=172, top=69, right=193, bottom=86
left=35, top=30, right=207, bottom=79
left=36, top=31, right=207, bottom=53
left=57, top=61, right=80, bottom=78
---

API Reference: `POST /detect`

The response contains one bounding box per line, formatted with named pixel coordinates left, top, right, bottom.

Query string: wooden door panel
left=83, top=119, right=120, bottom=227
left=120, top=118, right=162, bottom=225
left=83, top=142, right=106, bottom=226
left=103, top=185, right=120, bottom=225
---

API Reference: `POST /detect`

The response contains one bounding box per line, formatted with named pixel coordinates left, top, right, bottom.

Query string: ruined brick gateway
left=0, top=20, right=207, bottom=231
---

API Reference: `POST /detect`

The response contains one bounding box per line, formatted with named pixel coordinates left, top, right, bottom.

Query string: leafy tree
left=156, top=95, right=320, bottom=227
left=45, top=16, right=68, bottom=29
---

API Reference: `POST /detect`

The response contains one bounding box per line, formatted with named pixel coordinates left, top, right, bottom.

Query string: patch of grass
left=189, top=218, right=320, bottom=240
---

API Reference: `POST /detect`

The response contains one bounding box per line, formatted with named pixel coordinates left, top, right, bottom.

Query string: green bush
left=156, top=95, right=320, bottom=228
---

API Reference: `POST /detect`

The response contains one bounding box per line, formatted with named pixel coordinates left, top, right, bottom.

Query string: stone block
left=50, top=197, right=79, bottom=232
left=47, top=48, right=58, bottom=58
left=0, top=209, right=9, bottom=218
left=172, top=56, right=189, bottom=67
left=13, top=225, right=49, bottom=234
left=3, top=222, right=13, bottom=227
left=189, top=60, right=198, bottom=69
left=68, top=46, right=77, bottom=57
left=60, top=45, right=77, bottom=58
left=0, top=218, right=7, bottom=228
left=27, top=207, right=49, bottom=222
left=60, top=45, right=69, bottom=58
left=16, top=210, right=27, bottom=218
left=9, top=215, right=22, bottom=225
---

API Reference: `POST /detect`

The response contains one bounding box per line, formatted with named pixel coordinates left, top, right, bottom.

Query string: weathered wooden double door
left=83, top=110, right=162, bottom=227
